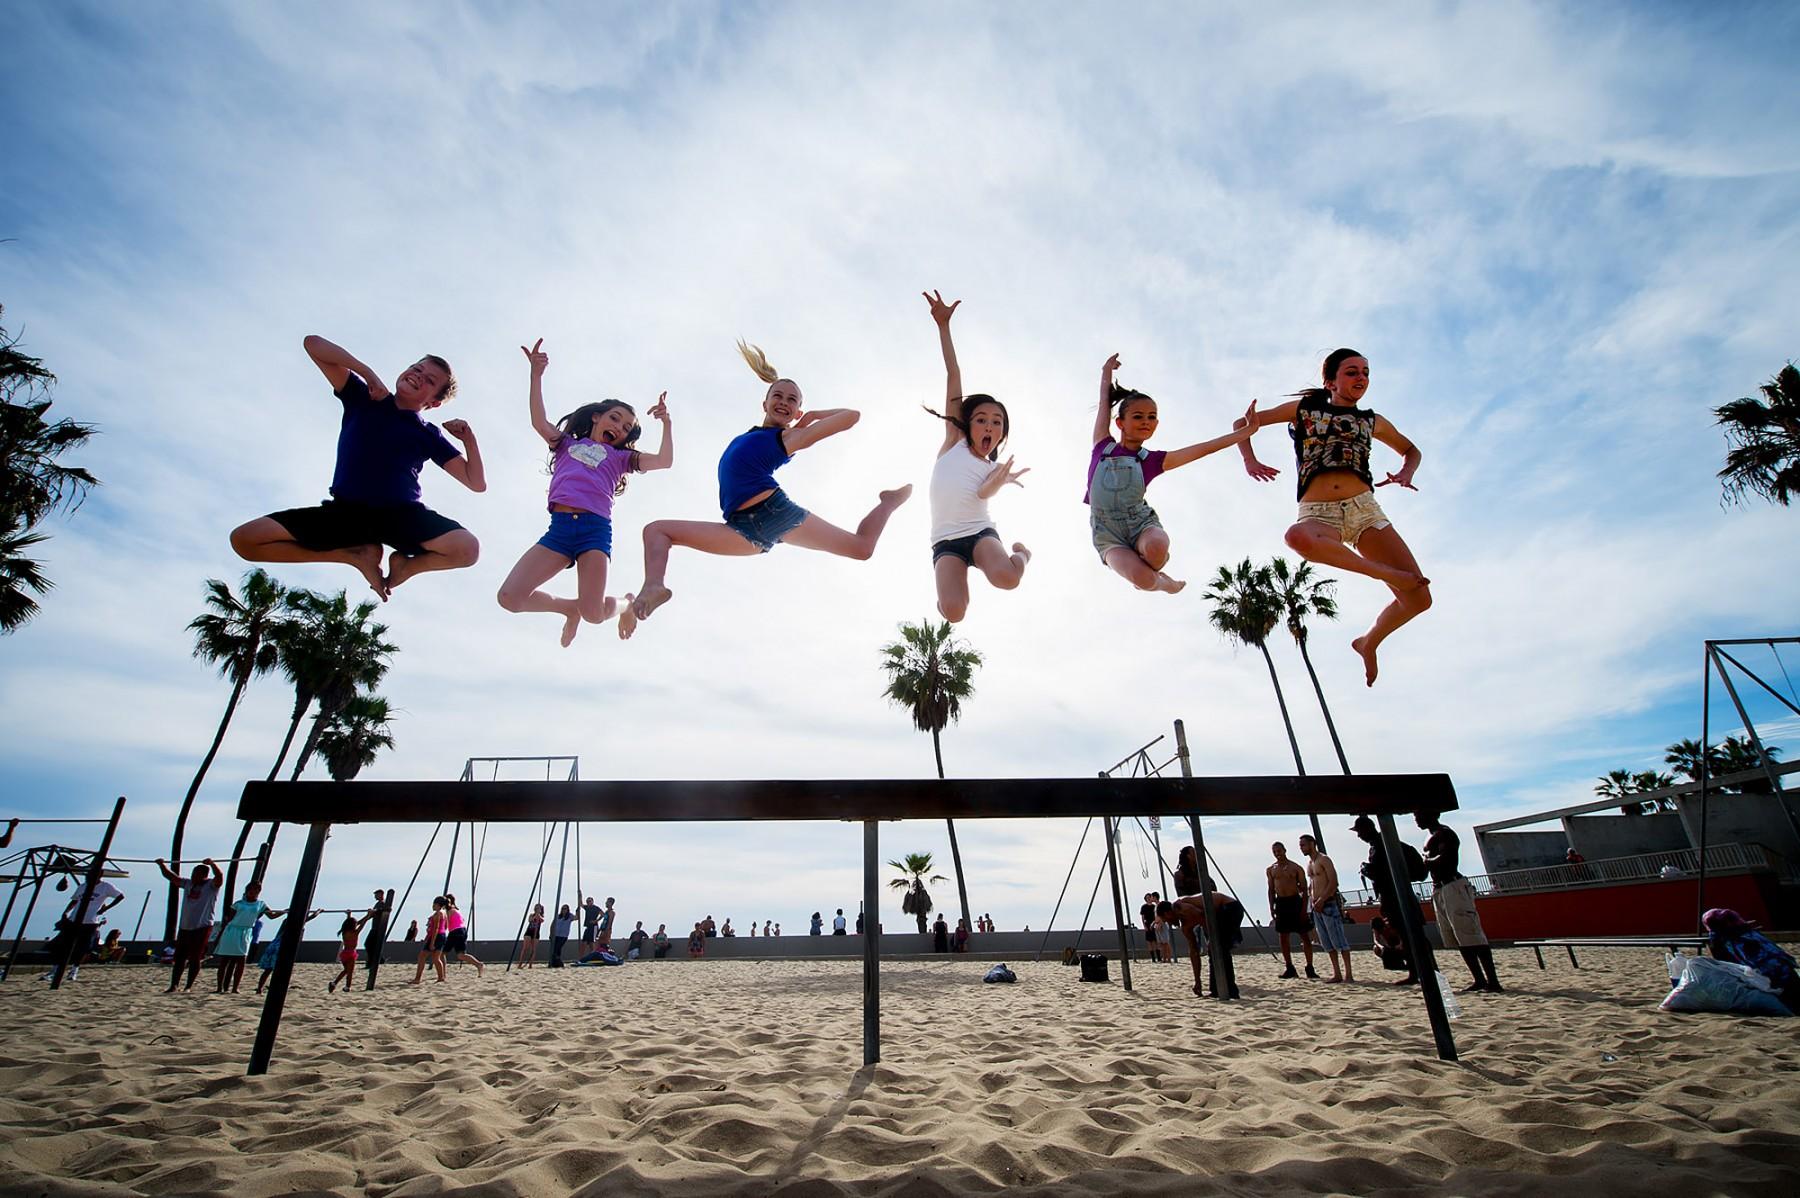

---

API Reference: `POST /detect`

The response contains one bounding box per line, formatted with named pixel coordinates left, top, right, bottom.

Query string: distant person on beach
left=413, top=897, right=449, bottom=983
left=933, top=916, right=949, bottom=953
left=1141, top=892, right=1159, bottom=960
left=1151, top=912, right=1170, bottom=963
left=98, top=929, right=124, bottom=963
left=1352, top=815, right=1429, bottom=985
left=811, top=912, right=823, bottom=936
left=404, top=919, right=418, bottom=943
left=581, top=895, right=601, bottom=948
left=652, top=924, right=671, bottom=959
left=1703, top=908, right=1800, bottom=1013
left=774, top=922, right=781, bottom=936
left=496, top=339, right=672, bottom=645
left=747, top=920, right=758, bottom=937
left=442, top=894, right=484, bottom=976
left=598, top=897, right=616, bottom=948
left=618, top=340, right=911, bottom=639
left=704, top=916, right=717, bottom=938
left=549, top=904, right=574, bottom=967
left=834, top=909, right=847, bottom=935
left=214, top=883, right=283, bottom=994
left=921, top=290, right=1031, bottom=622
left=45, top=877, right=123, bottom=981
left=1159, top=893, right=1243, bottom=999
left=1235, top=348, right=1431, bottom=686
left=156, top=856, right=222, bottom=993
left=1415, top=813, right=1502, bottom=993
left=1267, top=842, right=1317, bottom=980
left=363, top=888, right=393, bottom=980
left=1368, top=916, right=1409, bottom=973
left=688, top=923, right=705, bottom=958
left=521, top=904, right=545, bottom=967
left=954, top=918, right=969, bottom=953
left=254, top=909, right=324, bottom=994
left=328, top=909, right=375, bottom=994
left=722, top=918, right=735, bottom=938
left=229, top=335, right=482, bottom=601
left=762, top=920, right=772, bottom=938
left=1299, top=834, right=1351, bottom=983
left=855, top=911, right=864, bottom=934
left=1087, top=353, right=1257, bottom=595
left=627, top=921, right=648, bottom=959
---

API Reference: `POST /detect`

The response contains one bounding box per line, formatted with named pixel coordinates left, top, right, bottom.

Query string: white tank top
left=929, top=443, right=996, bottom=543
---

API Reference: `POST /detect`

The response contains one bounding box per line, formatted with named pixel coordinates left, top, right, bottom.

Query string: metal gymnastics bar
left=238, top=772, right=1459, bottom=1076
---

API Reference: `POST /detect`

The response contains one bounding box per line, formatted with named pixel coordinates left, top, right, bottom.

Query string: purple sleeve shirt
left=1082, top=438, right=1169, bottom=503
left=547, top=438, right=635, bottom=518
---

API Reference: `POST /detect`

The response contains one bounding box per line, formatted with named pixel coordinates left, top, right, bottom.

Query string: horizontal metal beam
left=239, top=774, right=1457, bottom=826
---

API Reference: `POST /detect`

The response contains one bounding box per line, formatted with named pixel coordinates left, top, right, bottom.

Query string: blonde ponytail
left=737, top=340, right=780, bottom=385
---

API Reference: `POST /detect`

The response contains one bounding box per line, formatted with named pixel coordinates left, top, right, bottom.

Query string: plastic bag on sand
left=1661, top=955, right=1793, bottom=1016
left=1433, top=971, right=1462, bottom=1021
left=983, top=963, right=1017, bottom=984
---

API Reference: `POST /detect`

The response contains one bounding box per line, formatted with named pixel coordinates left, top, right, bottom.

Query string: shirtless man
left=1299, top=834, right=1351, bottom=983
left=1158, top=892, right=1244, bottom=999
left=1266, top=842, right=1317, bottom=979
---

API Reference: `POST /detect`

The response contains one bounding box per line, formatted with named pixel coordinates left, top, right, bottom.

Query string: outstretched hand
left=442, top=418, right=474, bottom=442
left=1376, top=471, right=1418, bottom=491
left=993, top=456, right=1029, bottom=488
left=1244, top=458, right=1280, bottom=483
left=648, top=391, right=670, bottom=421
left=521, top=338, right=548, bottom=376
left=923, top=290, right=961, bottom=325
left=1232, top=398, right=1259, bottom=438
left=1102, top=352, right=1122, bottom=376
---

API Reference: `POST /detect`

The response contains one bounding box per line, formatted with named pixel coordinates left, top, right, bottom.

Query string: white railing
left=1338, top=842, right=1789, bottom=908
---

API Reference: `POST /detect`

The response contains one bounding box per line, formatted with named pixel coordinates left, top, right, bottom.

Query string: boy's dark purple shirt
left=329, top=374, right=460, bottom=505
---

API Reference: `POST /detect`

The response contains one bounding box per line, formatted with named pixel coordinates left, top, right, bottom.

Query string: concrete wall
left=1475, top=830, right=1568, bottom=874
left=1671, top=792, right=1800, bottom=861
left=1563, top=813, right=1691, bottom=860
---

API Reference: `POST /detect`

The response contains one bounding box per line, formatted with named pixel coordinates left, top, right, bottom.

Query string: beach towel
left=1661, top=955, right=1793, bottom=1016
left=983, top=964, right=1016, bottom=984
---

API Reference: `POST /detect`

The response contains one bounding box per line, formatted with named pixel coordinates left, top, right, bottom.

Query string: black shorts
left=931, top=527, right=1000, bottom=565
left=269, top=499, right=464, bottom=558
left=445, top=928, right=468, bottom=953
left=1272, top=894, right=1312, bottom=934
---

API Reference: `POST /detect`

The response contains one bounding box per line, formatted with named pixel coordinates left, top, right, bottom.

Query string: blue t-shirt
left=717, top=426, right=790, bottom=515
left=329, top=374, right=461, bottom=505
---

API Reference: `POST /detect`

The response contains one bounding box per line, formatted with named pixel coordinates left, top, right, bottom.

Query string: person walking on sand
left=155, top=857, right=222, bottom=993
left=521, top=904, right=545, bottom=967
left=1414, top=812, right=1502, bottom=993
left=1266, top=842, right=1317, bottom=979
left=328, top=909, right=375, bottom=994
left=442, top=894, right=484, bottom=976
left=412, top=897, right=449, bottom=984
left=1299, top=834, right=1352, bottom=983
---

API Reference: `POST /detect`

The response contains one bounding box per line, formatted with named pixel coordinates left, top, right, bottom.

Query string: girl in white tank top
left=922, top=291, right=1031, bottom=623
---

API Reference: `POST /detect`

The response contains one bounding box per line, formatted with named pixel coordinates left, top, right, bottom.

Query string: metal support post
left=1376, top=812, right=1457, bottom=1061
left=862, top=819, right=880, bottom=1066
left=1175, top=721, right=1232, bottom=1000
left=249, top=822, right=329, bottom=1075
left=1102, top=816, right=1134, bottom=991
left=1697, top=647, right=1712, bottom=927
left=364, top=888, right=394, bottom=990
left=51, top=797, right=125, bottom=989
left=1, top=853, right=47, bottom=981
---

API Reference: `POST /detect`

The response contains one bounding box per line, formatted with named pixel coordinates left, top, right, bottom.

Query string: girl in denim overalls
left=1087, top=354, right=1257, bottom=593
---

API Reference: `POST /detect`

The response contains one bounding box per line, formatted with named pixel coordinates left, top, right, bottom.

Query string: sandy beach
left=2, top=948, right=1797, bottom=1196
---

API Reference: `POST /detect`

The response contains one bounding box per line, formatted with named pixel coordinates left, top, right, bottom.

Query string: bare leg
left=935, top=556, right=971, bottom=623
left=1103, top=546, right=1185, bottom=594
left=387, top=528, right=480, bottom=594
left=1279, top=933, right=1296, bottom=975
left=231, top=517, right=389, bottom=600
left=1284, top=520, right=1425, bottom=590
left=625, top=519, right=762, bottom=635
left=1302, top=932, right=1316, bottom=976
left=411, top=952, right=427, bottom=984
left=972, top=537, right=1029, bottom=592
left=1344, top=524, right=1433, bottom=687
left=496, top=544, right=582, bottom=643
left=778, top=486, right=913, bottom=559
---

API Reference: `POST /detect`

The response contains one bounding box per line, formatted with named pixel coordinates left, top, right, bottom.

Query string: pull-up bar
left=239, top=768, right=1459, bottom=1076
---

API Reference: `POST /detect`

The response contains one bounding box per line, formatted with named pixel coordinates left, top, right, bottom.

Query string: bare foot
left=560, top=610, right=581, bottom=648
left=634, top=584, right=673, bottom=623
left=385, top=550, right=422, bottom=594
left=880, top=484, right=914, bottom=507
left=345, top=546, right=390, bottom=601
left=1351, top=635, right=1379, bottom=687
left=1012, top=542, right=1032, bottom=564
left=1154, top=573, right=1187, bottom=594
left=617, top=593, right=639, bottom=640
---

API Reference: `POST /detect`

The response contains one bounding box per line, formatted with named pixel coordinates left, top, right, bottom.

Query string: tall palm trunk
left=251, top=708, right=331, bottom=886
left=933, top=727, right=973, bottom=938
left=165, top=674, right=249, bottom=940
left=1295, top=638, right=1348, bottom=853
left=1258, top=642, right=1325, bottom=851
left=225, top=696, right=310, bottom=901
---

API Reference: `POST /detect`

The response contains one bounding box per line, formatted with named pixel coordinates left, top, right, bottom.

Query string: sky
left=3, top=2, right=1798, bottom=944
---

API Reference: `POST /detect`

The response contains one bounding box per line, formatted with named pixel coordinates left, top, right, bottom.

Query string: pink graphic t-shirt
left=548, top=438, right=635, bottom=518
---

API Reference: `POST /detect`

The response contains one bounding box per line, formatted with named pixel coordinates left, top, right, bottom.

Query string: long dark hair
left=1291, top=347, right=1364, bottom=404
left=549, top=400, right=640, bottom=496
left=1107, top=379, right=1155, bottom=420
left=923, top=393, right=1010, bottom=461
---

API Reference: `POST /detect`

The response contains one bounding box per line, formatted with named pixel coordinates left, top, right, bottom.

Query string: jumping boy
left=231, top=335, right=484, bottom=599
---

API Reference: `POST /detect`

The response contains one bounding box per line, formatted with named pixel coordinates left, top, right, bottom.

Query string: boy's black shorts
left=268, top=499, right=464, bottom=558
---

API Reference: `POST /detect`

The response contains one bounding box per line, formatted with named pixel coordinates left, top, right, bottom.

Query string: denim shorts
left=536, top=510, right=613, bottom=561
left=1312, top=898, right=1349, bottom=952
left=725, top=489, right=808, bottom=552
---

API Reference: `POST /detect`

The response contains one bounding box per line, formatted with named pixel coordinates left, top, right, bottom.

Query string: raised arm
left=1237, top=397, right=1297, bottom=482
left=627, top=393, right=672, bottom=473
left=1163, top=399, right=1260, bottom=472
left=304, top=335, right=388, bottom=399
left=924, top=290, right=964, bottom=454
left=439, top=421, right=486, bottom=492
left=977, top=456, right=1029, bottom=499
left=1095, top=354, right=1121, bottom=445
left=1372, top=415, right=1422, bottom=490
left=782, top=408, right=859, bottom=454
left=154, top=858, right=182, bottom=885
left=520, top=338, right=560, bottom=445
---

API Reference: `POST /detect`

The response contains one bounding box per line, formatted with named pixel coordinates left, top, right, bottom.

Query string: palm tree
left=889, top=852, right=946, bottom=934
left=224, top=588, right=396, bottom=897
left=879, top=619, right=981, bottom=936
left=1, top=311, right=97, bottom=633
left=317, top=694, right=397, bottom=782
left=1718, top=735, right=1783, bottom=793
left=1205, top=559, right=1322, bottom=842
left=1665, top=738, right=1724, bottom=784
left=1714, top=364, right=1800, bottom=507
left=164, top=570, right=286, bottom=940
left=1596, top=768, right=1649, bottom=815
left=1269, top=556, right=1343, bottom=848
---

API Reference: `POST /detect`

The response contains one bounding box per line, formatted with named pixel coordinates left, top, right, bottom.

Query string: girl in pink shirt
left=497, top=339, right=674, bottom=646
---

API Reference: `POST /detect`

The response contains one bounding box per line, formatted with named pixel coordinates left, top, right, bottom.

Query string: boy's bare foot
left=880, top=484, right=914, bottom=507
left=560, top=610, right=581, bottom=648
left=386, top=550, right=424, bottom=594
left=1352, top=636, right=1379, bottom=686
left=1012, top=542, right=1031, bottom=561
left=617, top=594, right=639, bottom=640
left=344, top=546, right=389, bottom=600
left=1154, top=573, right=1187, bottom=594
left=633, top=585, right=673, bottom=623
